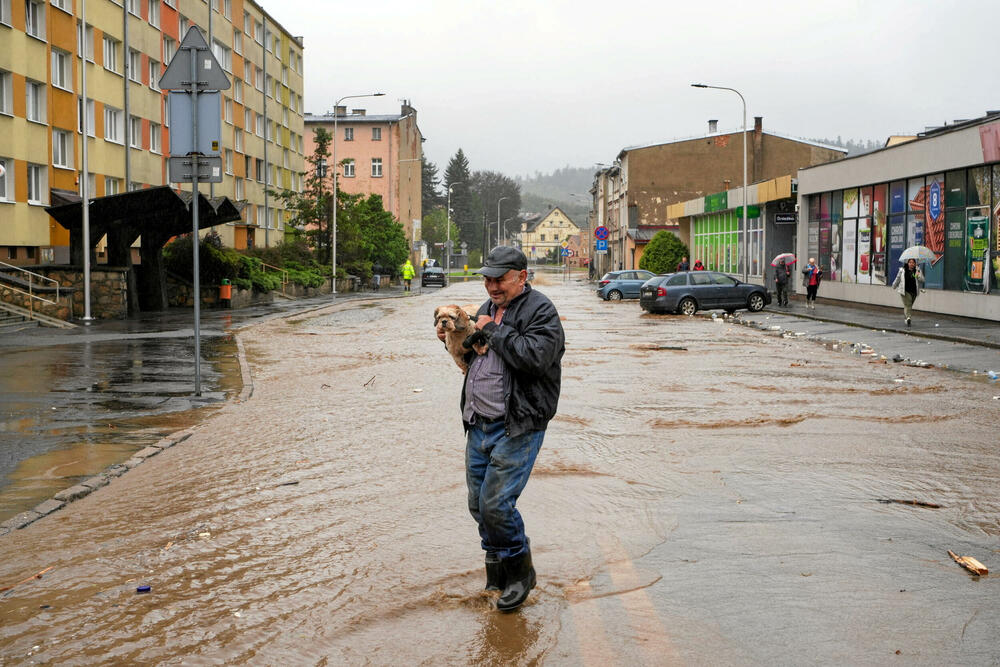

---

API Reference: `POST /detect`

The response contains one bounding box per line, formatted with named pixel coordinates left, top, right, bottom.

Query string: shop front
left=797, top=115, right=1000, bottom=321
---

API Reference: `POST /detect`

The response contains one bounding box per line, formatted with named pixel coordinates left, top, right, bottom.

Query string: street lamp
left=446, top=181, right=463, bottom=276
left=331, top=92, right=385, bottom=293
left=692, top=83, right=748, bottom=282
left=495, top=196, right=508, bottom=250
left=501, top=216, right=516, bottom=246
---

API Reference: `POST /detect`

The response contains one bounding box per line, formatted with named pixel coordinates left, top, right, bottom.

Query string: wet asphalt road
left=0, top=276, right=998, bottom=665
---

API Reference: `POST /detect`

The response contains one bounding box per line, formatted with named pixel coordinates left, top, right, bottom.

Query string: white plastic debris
left=413, top=388, right=423, bottom=393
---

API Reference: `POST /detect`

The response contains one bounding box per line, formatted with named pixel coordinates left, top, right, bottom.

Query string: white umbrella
left=899, top=245, right=935, bottom=263
left=770, top=252, right=796, bottom=266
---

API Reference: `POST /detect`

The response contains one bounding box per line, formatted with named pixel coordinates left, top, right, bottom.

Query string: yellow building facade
left=0, top=0, right=304, bottom=265
left=518, top=206, right=580, bottom=261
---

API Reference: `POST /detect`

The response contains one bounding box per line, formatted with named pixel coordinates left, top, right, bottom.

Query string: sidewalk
left=751, top=294, right=1000, bottom=349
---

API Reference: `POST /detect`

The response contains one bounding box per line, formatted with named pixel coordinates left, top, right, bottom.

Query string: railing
left=0, top=261, right=61, bottom=316
left=258, top=261, right=288, bottom=294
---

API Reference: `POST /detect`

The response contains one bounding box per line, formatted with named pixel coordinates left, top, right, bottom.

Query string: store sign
left=705, top=191, right=728, bottom=212
left=775, top=213, right=797, bottom=224
left=965, top=216, right=988, bottom=291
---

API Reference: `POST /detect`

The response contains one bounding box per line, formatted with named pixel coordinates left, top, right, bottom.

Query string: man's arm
left=478, top=298, right=564, bottom=374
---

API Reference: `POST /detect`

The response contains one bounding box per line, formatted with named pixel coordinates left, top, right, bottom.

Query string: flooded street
left=1, top=276, right=998, bottom=665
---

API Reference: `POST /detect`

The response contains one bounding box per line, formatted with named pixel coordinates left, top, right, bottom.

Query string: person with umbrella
left=891, top=257, right=924, bottom=327
left=801, top=258, right=823, bottom=310
left=773, top=258, right=791, bottom=306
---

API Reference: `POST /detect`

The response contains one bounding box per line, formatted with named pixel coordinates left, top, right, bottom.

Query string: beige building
left=517, top=206, right=580, bottom=261
left=0, top=0, right=305, bottom=265
left=304, top=102, right=422, bottom=256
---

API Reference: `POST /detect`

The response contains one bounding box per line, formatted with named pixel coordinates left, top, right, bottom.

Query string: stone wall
left=0, top=267, right=128, bottom=320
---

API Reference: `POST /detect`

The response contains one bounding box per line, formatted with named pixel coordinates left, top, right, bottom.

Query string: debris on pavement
left=876, top=498, right=942, bottom=509
left=947, top=550, right=988, bottom=576
left=0, top=566, right=55, bottom=593
left=136, top=585, right=151, bottom=594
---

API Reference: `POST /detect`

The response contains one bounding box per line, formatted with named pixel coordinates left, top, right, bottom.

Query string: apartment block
left=304, top=102, right=422, bottom=254
left=0, top=0, right=304, bottom=266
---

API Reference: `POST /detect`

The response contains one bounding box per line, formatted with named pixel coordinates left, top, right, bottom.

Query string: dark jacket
left=774, top=263, right=790, bottom=285
left=461, top=284, right=565, bottom=438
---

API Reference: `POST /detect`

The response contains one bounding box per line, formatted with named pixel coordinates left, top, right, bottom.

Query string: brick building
left=591, top=118, right=844, bottom=273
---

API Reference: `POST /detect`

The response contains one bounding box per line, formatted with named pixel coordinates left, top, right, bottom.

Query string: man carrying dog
left=441, top=246, right=564, bottom=612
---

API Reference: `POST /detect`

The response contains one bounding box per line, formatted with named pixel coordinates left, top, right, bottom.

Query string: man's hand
left=475, top=315, right=492, bottom=330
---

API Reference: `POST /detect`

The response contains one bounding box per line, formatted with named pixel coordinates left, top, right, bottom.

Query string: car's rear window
left=665, top=274, right=687, bottom=286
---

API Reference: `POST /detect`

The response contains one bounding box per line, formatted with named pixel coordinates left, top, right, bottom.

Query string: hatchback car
left=597, top=270, right=657, bottom=300
left=421, top=266, right=447, bottom=288
left=639, top=271, right=771, bottom=315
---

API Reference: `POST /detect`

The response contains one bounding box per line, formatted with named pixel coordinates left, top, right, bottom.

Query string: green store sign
left=705, top=192, right=728, bottom=212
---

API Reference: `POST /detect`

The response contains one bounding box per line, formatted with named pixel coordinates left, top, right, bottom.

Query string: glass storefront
left=692, top=210, right=763, bottom=278
left=808, top=165, right=999, bottom=294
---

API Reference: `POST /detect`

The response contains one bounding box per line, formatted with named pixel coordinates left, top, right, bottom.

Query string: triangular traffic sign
left=159, top=26, right=231, bottom=91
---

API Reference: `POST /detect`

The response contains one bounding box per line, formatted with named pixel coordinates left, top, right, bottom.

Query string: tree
left=470, top=170, right=522, bottom=249
left=334, top=192, right=409, bottom=279
left=443, top=149, right=475, bottom=250
left=421, top=156, right=442, bottom=215
left=639, top=231, right=689, bottom=274
left=269, top=127, right=333, bottom=265
left=421, top=208, right=459, bottom=254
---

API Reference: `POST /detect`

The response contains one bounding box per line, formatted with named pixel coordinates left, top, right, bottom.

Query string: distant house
left=517, top=207, right=581, bottom=261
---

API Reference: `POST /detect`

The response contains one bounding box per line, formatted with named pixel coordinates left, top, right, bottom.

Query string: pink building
left=304, top=102, right=423, bottom=255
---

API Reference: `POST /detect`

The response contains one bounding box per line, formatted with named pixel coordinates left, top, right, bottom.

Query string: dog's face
left=434, top=305, right=472, bottom=335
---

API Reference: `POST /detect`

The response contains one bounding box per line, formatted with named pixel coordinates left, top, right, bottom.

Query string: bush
left=639, top=231, right=689, bottom=274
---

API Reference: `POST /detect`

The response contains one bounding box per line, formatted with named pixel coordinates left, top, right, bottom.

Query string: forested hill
left=515, top=166, right=595, bottom=221
left=806, top=137, right=882, bottom=156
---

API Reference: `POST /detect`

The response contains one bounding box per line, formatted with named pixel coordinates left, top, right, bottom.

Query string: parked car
left=639, top=271, right=771, bottom=315
left=597, top=270, right=657, bottom=301
left=421, top=266, right=447, bottom=288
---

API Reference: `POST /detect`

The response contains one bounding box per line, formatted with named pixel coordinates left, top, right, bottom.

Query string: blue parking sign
left=596, top=239, right=608, bottom=251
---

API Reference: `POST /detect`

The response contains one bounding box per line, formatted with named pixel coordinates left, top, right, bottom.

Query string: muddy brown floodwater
left=1, top=275, right=998, bottom=665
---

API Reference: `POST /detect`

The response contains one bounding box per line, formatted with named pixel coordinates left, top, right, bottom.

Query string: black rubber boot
left=497, top=549, right=536, bottom=612
left=485, top=553, right=505, bottom=592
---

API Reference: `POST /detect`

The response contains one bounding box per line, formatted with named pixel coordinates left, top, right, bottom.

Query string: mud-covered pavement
left=1, top=275, right=998, bottom=665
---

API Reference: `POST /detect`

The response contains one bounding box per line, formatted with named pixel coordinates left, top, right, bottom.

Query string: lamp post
left=446, top=181, right=462, bottom=276
left=495, top=196, right=508, bottom=250
left=331, top=92, right=384, bottom=293
left=501, top=217, right=516, bottom=246
left=692, top=83, right=748, bottom=282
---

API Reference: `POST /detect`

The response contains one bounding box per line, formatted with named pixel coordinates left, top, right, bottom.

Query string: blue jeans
left=466, top=421, right=545, bottom=560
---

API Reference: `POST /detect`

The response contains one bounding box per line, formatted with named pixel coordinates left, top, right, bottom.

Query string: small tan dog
left=434, top=304, right=489, bottom=373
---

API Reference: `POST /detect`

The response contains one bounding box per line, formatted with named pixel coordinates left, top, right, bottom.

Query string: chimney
left=334, top=105, right=347, bottom=117
left=708, top=119, right=718, bottom=134
left=351, top=108, right=366, bottom=116
left=723, top=179, right=731, bottom=191
left=752, top=116, right=763, bottom=183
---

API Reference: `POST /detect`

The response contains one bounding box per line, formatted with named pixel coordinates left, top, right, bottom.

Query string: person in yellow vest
left=402, top=259, right=416, bottom=292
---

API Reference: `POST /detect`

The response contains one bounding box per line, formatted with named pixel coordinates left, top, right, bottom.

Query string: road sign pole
left=189, top=40, right=202, bottom=396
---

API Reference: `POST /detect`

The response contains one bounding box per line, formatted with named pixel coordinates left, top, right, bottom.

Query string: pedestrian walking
left=801, top=258, right=823, bottom=309
left=891, top=258, right=924, bottom=327
left=773, top=259, right=791, bottom=306
left=401, top=259, right=415, bottom=292
left=676, top=256, right=690, bottom=272
left=692, top=259, right=705, bottom=271
left=437, top=246, right=564, bottom=612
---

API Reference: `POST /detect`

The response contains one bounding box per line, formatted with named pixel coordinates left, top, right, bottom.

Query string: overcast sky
left=264, top=0, right=1000, bottom=179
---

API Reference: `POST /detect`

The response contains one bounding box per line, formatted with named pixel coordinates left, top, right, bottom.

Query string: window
left=163, top=0, right=174, bottom=7
left=233, top=28, right=242, bottom=55
left=233, top=79, right=242, bottom=103
left=25, top=80, right=44, bottom=122
left=77, top=22, right=95, bottom=60
left=149, top=59, right=160, bottom=91
left=25, top=0, right=44, bottom=38
left=78, top=97, right=95, bottom=136
left=104, top=177, right=120, bottom=195
left=0, top=70, right=11, bottom=115
left=0, top=0, right=11, bottom=25
left=128, top=181, right=141, bottom=191
left=234, top=129, right=243, bottom=152
left=103, top=36, right=120, bottom=74
left=104, top=106, right=123, bottom=143
left=255, top=112, right=263, bottom=137
left=282, top=107, right=288, bottom=127
left=343, top=159, right=355, bottom=177
left=243, top=11, right=251, bottom=35
left=128, top=49, right=141, bottom=83
left=244, top=155, right=250, bottom=177
left=254, top=66, right=263, bottom=91
left=264, top=26, right=271, bottom=52
left=179, top=14, right=188, bottom=36
left=212, top=40, right=231, bottom=72
left=234, top=177, right=243, bottom=199
left=224, top=98, right=232, bottom=123
left=371, top=158, right=382, bottom=177
left=223, top=0, right=230, bottom=18
left=255, top=158, right=263, bottom=181
left=129, top=115, right=141, bottom=147
left=372, top=127, right=382, bottom=141
left=163, top=36, right=176, bottom=64
left=163, top=98, right=169, bottom=126
left=27, top=163, right=45, bottom=204
left=0, top=158, right=12, bottom=201
left=281, top=66, right=287, bottom=85
left=149, top=122, right=160, bottom=152
left=344, top=127, right=353, bottom=141
left=53, top=129, right=72, bottom=168
left=266, top=120, right=273, bottom=141
left=225, top=149, right=232, bottom=174
left=244, top=107, right=251, bottom=130
left=254, top=20, right=263, bottom=45
left=282, top=148, right=288, bottom=168
left=51, top=0, right=70, bottom=12
left=52, top=49, right=71, bottom=89
left=265, top=74, right=272, bottom=98
left=126, top=0, right=139, bottom=16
